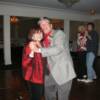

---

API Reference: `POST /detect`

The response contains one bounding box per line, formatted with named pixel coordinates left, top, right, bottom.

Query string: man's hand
left=36, top=41, right=42, bottom=48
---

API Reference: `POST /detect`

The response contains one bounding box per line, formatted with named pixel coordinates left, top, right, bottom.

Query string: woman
left=22, top=26, right=44, bottom=100
left=77, top=25, right=88, bottom=81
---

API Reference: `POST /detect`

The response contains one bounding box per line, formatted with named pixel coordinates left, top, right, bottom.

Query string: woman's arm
left=40, top=30, right=66, bottom=57
left=22, top=45, right=33, bottom=69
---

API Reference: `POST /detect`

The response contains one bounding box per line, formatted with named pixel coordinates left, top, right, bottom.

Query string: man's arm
left=41, top=30, right=66, bottom=57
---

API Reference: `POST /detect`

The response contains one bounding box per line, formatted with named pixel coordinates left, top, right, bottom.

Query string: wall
left=0, top=2, right=96, bottom=64
left=0, top=2, right=93, bottom=20
left=94, top=20, right=100, bottom=56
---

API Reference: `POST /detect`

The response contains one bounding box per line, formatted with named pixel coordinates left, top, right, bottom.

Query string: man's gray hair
left=38, top=17, right=51, bottom=25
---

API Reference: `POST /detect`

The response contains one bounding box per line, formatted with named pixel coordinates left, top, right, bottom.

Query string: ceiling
left=0, top=0, right=100, bottom=14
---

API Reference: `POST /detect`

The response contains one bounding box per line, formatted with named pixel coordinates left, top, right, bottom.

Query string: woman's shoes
left=77, top=79, right=86, bottom=82
left=16, top=96, right=23, bottom=100
left=77, top=75, right=87, bottom=82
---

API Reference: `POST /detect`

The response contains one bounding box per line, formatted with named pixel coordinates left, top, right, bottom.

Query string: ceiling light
left=58, top=0, right=80, bottom=7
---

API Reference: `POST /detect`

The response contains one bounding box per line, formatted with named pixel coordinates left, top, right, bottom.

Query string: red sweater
left=22, top=44, right=44, bottom=84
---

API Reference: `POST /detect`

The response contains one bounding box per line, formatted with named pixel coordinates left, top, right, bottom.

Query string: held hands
left=85, top=31, right=92, bottom=40
left=29, top=41, right=40, bottom=52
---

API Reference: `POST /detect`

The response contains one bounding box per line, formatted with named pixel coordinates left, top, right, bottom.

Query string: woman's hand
left=85, top=31, right=92, bottom=40
left=29, top=41, right=36, bottom=51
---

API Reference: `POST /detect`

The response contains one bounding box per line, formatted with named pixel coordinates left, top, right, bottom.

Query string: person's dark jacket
left=86, top=30, right=99, bottom=55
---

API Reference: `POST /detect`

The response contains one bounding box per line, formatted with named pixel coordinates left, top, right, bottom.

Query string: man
left=29, top=17, right=76, bottom=100
left=85, top=22, right=99, bottom=83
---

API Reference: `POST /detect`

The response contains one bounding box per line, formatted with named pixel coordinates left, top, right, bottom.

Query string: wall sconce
left=10, top=16, right=19, bottom=23
left=90, top=9, right=96, bottom=16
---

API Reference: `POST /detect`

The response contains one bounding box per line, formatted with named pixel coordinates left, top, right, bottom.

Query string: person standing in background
left=85, top=22, right=99, bottom=83
left=76, top=25, right=88, bottom=82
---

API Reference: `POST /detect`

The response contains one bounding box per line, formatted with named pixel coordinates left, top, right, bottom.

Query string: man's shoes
left=77, top=78, right=94, bottom=83
left=82, top=79, right=93, bottom=83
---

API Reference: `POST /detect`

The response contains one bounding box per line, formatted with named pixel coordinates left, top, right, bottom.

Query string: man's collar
left=45, top=30, right=54, bottom=37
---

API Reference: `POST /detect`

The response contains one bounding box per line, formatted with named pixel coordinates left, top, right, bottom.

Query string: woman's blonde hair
left=78, top=25, right=86, bottom=32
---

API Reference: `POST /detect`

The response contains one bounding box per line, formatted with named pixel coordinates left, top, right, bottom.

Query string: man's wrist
left=29, top=51, right=34, bottom=58
left=38, top=48, right=41, bottom=52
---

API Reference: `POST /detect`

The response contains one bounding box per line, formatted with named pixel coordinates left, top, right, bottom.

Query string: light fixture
left=58, top=0, right=80, bottom=7
left=90, top=8, right=96, bottom=16
left=10, top=16, right=19, bottom=23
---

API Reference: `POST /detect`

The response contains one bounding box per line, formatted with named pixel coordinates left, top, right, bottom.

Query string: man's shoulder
left=92, top=30, right=98, bottom=37
left=54, top=29, right=65, bottom=37
left=92, top=30, right=98, bottom=34
left=56, top=29, right=64, bottom=33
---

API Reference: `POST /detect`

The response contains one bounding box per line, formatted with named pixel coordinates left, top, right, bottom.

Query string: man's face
left=87, top=25, right=93, bottom=32
left=39, top=20, right=52, bottom=34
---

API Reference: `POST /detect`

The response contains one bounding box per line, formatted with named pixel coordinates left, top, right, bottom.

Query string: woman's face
left=78, top=26, right=86, bottom=33
left=32, top=30, right=43, bottom=41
